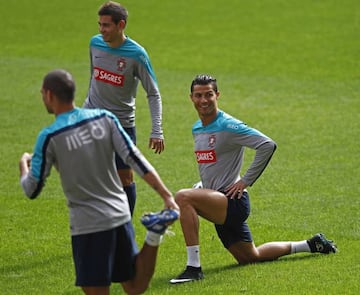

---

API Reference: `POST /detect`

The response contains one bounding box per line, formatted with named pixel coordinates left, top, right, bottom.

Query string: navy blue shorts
left=71, top=222, right=139, bottom=286
left=115, top=127, right=136, bottom=170
left=215, top=191, right=253, bottom=249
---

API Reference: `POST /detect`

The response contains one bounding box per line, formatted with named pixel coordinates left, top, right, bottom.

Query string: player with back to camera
left=169, top=74, right=337, bottom=284
left=83, top=1, right=165, bottom=216
left=19, top=69, right=179, bottom=295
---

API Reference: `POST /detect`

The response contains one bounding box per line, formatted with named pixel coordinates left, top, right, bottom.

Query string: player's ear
left=118, top=19, right=126, bottom=29
left=41, top=88, right=49, bottom=99
left=189, top=93, right=195, bottom=102
left=45, top=89, right=56, bottom=103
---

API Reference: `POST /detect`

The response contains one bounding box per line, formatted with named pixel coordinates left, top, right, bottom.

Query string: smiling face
left=190, top=84, right=220, bottom=125
left=98, top=15, right=125, bottom=47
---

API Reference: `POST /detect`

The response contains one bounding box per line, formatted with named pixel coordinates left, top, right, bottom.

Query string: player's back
left=38, top=107, right=131, bottom=235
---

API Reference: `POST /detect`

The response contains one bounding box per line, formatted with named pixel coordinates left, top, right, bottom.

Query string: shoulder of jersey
left=90, top=35, right=147, bottom=57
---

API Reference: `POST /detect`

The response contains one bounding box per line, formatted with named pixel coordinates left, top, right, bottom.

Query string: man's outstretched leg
left=122, top=209, right=179, bottom=294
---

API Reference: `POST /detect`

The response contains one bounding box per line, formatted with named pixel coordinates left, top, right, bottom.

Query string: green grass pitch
left=0, top=0, right=359, bottom=294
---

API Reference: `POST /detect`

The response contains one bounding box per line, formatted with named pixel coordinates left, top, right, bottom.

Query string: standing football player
left=83, top=1, right=165, bottom=215
left=19, top=69, right=179, bottom=294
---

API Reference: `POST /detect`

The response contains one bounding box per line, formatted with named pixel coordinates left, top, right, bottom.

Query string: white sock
left=145, top=231, right=163, bottom=247
left=291, top=240, right=311, bottom=254
left=186, top=245, right=201, bottom=267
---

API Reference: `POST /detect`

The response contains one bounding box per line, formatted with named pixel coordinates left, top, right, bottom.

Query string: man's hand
left=149, top=138, right=165, bottom=154
left=19, top=152, right=32, bottom=177
left=163, top=196, right=180, bottom=213
left=225, top=180, right=247, bottom=199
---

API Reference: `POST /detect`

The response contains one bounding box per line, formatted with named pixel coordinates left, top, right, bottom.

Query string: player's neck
left=200, top=112, right=217, bottom=126
left=108, top=34, right=126, bottom=48
left=54, top=104, right=75, bottom=116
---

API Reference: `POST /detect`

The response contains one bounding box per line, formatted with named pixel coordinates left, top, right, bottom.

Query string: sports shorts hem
left=215, top=191, right=253, bottom=248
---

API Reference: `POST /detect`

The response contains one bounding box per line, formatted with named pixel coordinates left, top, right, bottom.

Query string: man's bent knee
left=174, top=188, right=192, bottom=204
left=228, top=242, right=260, bottom=265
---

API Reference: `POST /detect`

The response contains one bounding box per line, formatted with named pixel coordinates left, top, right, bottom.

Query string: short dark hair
left=98, top=1, right=128, bottom=24
left=42, top=69, right=75, bottom=103
left=190, top=74, right=218, bottom=93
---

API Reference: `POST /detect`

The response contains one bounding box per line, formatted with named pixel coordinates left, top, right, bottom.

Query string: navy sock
left=124, top=183, right=136, bottom=216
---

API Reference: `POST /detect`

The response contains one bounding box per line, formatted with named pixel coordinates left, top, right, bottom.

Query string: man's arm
left=136, top=53, right=165, bottom=153
left=226, top=140, right=276, bottom=199
left=241, top=140, right=277, bottom=186
left=19, top=152, right=32, bottom=177
left=19, top=152, right=44, bottom=199
left=142, top=171, right=179, bottom=211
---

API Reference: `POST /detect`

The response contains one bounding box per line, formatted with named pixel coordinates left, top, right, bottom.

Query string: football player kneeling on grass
left=170, top=74, right=337, bottom=284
